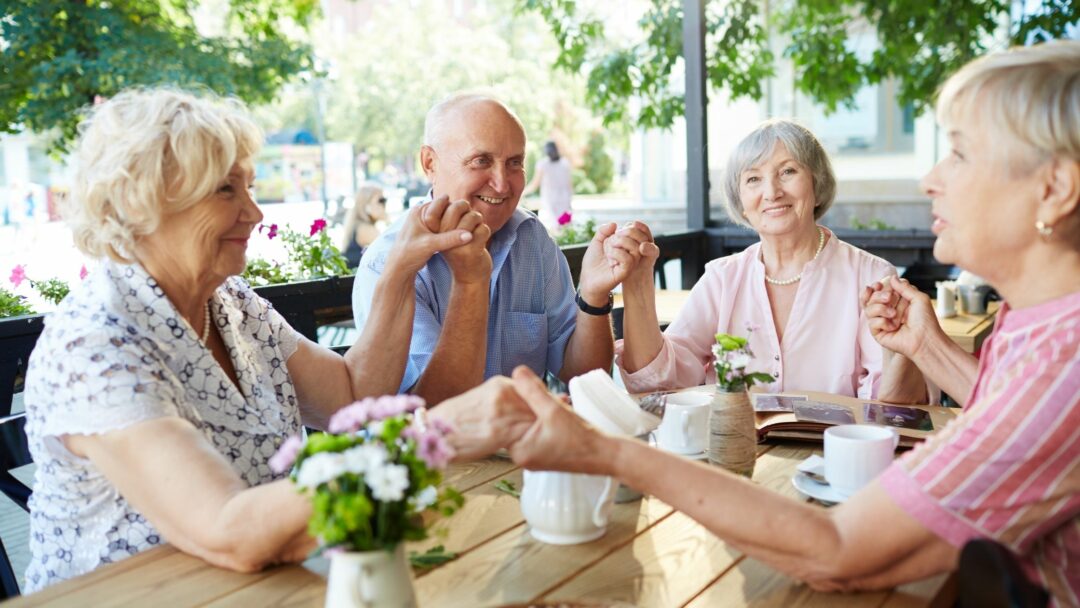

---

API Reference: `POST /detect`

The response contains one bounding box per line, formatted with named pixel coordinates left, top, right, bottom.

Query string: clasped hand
left=578, top=220, right=659, bottom=302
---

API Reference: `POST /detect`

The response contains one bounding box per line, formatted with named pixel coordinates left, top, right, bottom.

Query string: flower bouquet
left=270, top=395, right=463, bottom=608
left=708, top=330, right=775, bottom=477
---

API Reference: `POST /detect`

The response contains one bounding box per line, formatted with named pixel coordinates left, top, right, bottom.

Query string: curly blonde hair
left=65, top=87, right=263, bottom=262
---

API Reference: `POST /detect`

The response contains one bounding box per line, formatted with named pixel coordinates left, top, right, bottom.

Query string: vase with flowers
left=708, top=329, right=776, bottom=477
left=270, top=395, right=464, bottom=608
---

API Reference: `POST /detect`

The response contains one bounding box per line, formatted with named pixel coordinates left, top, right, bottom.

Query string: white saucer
left=792, top=472, right=847, bottom=505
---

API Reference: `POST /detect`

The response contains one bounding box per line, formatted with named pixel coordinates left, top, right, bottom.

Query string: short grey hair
left=422, top=92, right=525, bottom=151
left=721, top=119, right=836, bottom=228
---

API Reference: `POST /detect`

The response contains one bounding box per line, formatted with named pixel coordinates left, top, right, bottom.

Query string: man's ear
left=420, top=145, right=437, bottom=181
left=1037, top=158, right=1080, bottom=228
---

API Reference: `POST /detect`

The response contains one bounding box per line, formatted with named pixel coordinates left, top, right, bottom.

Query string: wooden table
left=7, top=445, right=953, bottom=607
left=615, top=290, right=998, bottom=354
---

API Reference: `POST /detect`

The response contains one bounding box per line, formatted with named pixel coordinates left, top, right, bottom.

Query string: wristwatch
left=575, top=289, right=613, bottom=316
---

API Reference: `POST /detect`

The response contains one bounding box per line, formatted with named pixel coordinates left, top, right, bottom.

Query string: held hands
left=861, top=276, right=942, bottom=360
left=431, top=197, right=493, bottom=286
left=431, top=375, right=536, bottom=462
left=386, top=196, right=476, bottom=276
left=578, top=221, right=660, bottom=303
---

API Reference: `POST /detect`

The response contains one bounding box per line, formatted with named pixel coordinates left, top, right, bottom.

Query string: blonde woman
left=21, top=88, right=534, bottom=591
left=342, top=184, right=388, bottom=267
left=505, top=40, right=1080, bottom=603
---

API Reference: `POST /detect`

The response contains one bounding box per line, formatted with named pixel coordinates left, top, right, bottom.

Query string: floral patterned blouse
left=22, top=261, right=303, bottom=592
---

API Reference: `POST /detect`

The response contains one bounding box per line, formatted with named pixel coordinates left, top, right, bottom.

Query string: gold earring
left=1035, top=220, right=1054, bottom=238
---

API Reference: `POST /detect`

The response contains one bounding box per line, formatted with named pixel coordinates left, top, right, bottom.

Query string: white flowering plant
left=269, top=395, right=464, bottom=553
left=712, top=330, right=776, bottom=392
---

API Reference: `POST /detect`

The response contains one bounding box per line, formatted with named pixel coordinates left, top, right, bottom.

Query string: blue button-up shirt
left=352, top=205, right=577, bottom=393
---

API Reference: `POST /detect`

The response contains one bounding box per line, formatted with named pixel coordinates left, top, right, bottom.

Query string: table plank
left=411, top=469, right=525, bottom=559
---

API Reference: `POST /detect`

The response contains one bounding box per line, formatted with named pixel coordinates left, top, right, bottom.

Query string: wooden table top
left=615, top=290, right=998, bottom=354
left=7, top=444, right=953, bottom=607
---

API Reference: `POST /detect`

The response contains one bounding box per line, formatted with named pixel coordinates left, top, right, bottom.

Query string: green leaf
left=409, top=545, right=457, bottom=569
left=494, top=479, right=520, bottom=498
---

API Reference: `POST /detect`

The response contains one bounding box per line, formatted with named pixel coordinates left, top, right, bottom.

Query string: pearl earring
left=1035, top=220, right=1054, bottom=238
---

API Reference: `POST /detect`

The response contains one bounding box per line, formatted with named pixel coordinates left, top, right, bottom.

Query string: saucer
left=792, top=472, right=847, bottom=506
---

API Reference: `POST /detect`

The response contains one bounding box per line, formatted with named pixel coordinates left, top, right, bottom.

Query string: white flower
left=728, top=353, right=752, bottom=369
left=296, top=453, right=347, bottom=488
left=366, top=463, right=410, bottom=502
left=408, top=485, right=438, bottom=512
left=342, top=443, right=388, bottom=475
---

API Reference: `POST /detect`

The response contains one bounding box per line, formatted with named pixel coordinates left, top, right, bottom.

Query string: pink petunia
left=9, top=265, right=26, bottom=288
left=269, top=435, right=304, bottom=474
left=267, top=223, right=278, bottom=239
left=557, top=212, right=573, bottom=226
left=79, top=265, right=88, bottom=280
left=309, top=219, right=327, bottom=236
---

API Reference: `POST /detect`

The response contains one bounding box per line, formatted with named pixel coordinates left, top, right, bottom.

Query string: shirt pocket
left=504, top=311, right=549, bottom=375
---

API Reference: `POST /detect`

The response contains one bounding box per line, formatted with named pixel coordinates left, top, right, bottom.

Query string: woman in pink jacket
left=615, top=119, right=926, bottom=402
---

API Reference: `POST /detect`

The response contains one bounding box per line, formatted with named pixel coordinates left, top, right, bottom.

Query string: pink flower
left=557, top=212, right=573, bottom=226
left=403, top=423, right=455, bottom=469
left=9, top=265, right=26, bottom=288
left=309, top=219, right=327, bottom=236
left=328, top=395, right=426, bottom=434
left=79, top=265, right=88, bottom=280
left=269, top=435, right=304, bottom=474
left=259, top=223, right=279, bottom=239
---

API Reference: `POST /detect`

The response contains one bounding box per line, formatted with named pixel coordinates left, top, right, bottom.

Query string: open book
left=750, top=390, right=958, bottom=447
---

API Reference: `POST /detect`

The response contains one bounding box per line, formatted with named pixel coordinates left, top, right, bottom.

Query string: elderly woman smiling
left=21, top=88, right=531, bottom=591
left=614, top=119, right=925, bottom=401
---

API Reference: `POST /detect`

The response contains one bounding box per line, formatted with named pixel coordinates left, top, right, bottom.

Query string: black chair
left=0, top=413, right=30, bottom=599
left=957, top=539, right=1049, bottom=608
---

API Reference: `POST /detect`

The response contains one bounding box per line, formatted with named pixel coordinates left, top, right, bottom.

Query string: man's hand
left=384, top=196, right=475, bottom=276
left=861, top=277, right=942, bottom=360
left=437, top=198, right=493, bottom=286
left=578, top=221, right=659, bottom=304
left=431, top=376, right=536, bottom=462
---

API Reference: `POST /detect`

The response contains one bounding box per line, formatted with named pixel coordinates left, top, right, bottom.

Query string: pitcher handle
left=592, top=476, right=617, bottom=528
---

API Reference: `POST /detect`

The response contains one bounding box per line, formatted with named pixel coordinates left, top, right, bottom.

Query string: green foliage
left=2, top=0, right=317, bottom=152
left=582, top=131, right=614, bottom=194
left=553, top=218, right=597, bottom=246
left=713, top=331, right=775, bottom=392
left=279, top=221, right=351, bottom=280
left=850, top=218, right=897, bottom=231
left=0, top=288, right=35, bottom=319
left=518, top=0, right=1080, bottom=128
left=493, top=479, right=521, bottom=498
left=241, top=258, right=291, bottom=287
left=33, top=278, right=71, bottom=305
left=409, top=545, right=458, bottom=569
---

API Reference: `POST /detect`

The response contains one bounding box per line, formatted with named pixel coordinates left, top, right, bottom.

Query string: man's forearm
left=559, top=310, right=614, bottom=382
left=413, top=281, right=490, bottom=404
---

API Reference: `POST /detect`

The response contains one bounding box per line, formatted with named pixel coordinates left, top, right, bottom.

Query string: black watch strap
left=576, top=289, right=613, bottom=315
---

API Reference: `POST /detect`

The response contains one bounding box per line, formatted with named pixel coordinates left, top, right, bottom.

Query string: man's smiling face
left=421, top=100, right=527, bottom=234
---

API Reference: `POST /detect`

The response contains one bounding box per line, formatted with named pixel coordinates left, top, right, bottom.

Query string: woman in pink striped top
left=504, top=40, right=1080, bottom=604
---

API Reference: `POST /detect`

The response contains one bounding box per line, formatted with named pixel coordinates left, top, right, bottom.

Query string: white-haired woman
left=341, top=184, right=388, bottom=267
left=505, top=40, right=1080, bottom=603
left=614, top=119, right=925, bottom=401
left=21, top=88, right=531, bottom=591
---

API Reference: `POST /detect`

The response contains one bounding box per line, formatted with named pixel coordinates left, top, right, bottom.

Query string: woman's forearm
left=619, top=277, right=665, bottom=373
left=343, top=267, right=418, bottom=399
left=877, top=350, right=929, bottom=404
left=910, top=332, right=979, bottom=406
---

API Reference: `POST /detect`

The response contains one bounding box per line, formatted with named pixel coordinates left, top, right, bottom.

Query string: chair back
left=0, top=413, right=30, bottom=600
left=957, top=539, right=1049, bottom=608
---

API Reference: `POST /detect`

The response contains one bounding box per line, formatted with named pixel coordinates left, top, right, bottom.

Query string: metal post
left=312, top=77, right=329, bottom=214
left=683, top=0, right=710, bottom=230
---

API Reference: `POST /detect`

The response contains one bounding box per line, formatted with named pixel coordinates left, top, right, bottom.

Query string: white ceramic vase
left=521, top=470, right=617, bottom=545
left=325, top=544, right=416, bottom=608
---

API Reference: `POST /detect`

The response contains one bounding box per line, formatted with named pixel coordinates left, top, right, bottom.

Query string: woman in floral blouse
left=21, top=88, right=532, bottom=591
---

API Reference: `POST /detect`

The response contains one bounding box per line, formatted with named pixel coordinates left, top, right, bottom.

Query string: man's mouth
left=477, top=195, right=506, bottom=205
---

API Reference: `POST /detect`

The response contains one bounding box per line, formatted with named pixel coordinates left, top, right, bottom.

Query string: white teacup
left=824, top=424, right=899, bottom=498
left=521, top=470, right=616, bottom=545
left=654, top=391, right=711, bottom=455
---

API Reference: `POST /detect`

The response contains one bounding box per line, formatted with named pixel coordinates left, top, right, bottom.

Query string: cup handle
left=592, top=476, right=616, bottom=528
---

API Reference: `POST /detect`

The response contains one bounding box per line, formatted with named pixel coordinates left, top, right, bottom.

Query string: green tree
left=582, top=130, right=614, bottom=193
left=518, top=0, right=1080, bottom=130
left=2, top=0, right=319, bottom=151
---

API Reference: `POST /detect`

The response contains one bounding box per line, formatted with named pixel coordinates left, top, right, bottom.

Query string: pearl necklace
left=764, top=227, right=826, bottom=286
left=199, top=301, right=211, bottom=344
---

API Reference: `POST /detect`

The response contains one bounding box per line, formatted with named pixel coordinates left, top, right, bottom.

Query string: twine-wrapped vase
left=707, top=388, right=756, bottom=478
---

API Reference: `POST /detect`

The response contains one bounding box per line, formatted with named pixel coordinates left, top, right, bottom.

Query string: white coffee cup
left=521, top=470, right=616, bottom=545
left=654, top=391, right=711, bottom=455
left=824, top=424, right=899, bottom=499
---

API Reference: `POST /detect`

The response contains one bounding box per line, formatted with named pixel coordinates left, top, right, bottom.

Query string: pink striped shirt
left=616, top=228, right=895, bottom=398
left=880, top=290, right=1080, bottom=604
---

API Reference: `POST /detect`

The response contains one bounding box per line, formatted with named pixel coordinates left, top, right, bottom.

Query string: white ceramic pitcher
left=521, top=470, right=617, bottom=545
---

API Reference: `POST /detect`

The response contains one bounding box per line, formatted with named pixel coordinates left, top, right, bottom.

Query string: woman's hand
left=605, top=221, right=660, bottom=290
left=384, top=196, right=477, bottom=277
left=431, top=376, right=535, bottom=462
left=861, top=277, right=942, bottom=360
left=506, top=366, right=613, bottom=476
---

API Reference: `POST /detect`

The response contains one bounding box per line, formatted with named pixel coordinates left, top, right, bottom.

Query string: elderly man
left=353, top=93, right=644, bottom=403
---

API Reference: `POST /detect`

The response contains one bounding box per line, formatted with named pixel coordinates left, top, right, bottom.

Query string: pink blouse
left=617, top=228, right=895, bottom=399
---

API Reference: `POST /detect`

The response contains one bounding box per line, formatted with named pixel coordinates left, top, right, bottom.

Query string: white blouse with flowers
left=22, top=261, right=302, bottom=592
